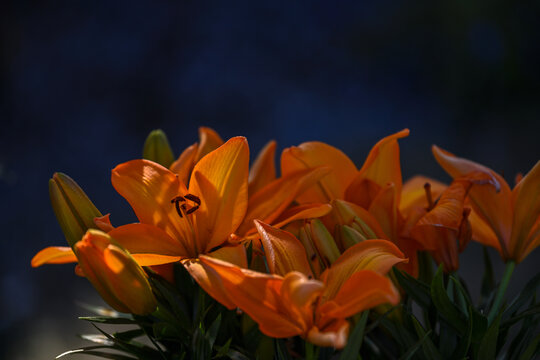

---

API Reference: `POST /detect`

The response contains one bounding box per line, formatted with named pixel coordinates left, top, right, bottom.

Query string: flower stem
left=487, top=260, right=515, bottom=324
left=305, top=341, right=315, bottom=360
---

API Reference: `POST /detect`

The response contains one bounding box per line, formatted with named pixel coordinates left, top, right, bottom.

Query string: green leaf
left=206, top=314, right=222, bottom=350
left=340, top=311, right=369, bottom=360
left=477, top=312, right=501, bottom=360
left=417, top=251, right=435, bottom=285
left=398, top=329, right=432, bottom=360
left=79, top=316, right=137, bottom=325
left=504, top=272, right=540, bottom=320
left=56, top=348, right=138, bottom=360
left=214, top=338, right=232, bottom=358
left=192, top=324, right=211, bottom=360
left=274, top=338, right=292, bottom=360
left=431, top=265, right=467, bottom=333
left=393, top=268, right=431, bottom=308
left=411, top=315, right=443, bottom=360
left=507, top=303, right=540, bottom=360
left=518, top=333, right=540, bottom=360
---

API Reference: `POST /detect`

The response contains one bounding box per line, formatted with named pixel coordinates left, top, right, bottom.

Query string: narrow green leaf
left=79, top=316, right=136, bottom=325
left=417, top=251, right=434, bottom=285
left=56, top=348, right=137, bottom=360
left=398, top=329, right=432, bottom=360
left=411, top=315, right=443, bottom=360
left=477, top=312, right=501, bottom=360
left=504, top=272, right=540, bottom=320
left=340, top=311, right=369, bottom=360
left=518, top=333, right=540, bottom=360
left=274, top=338, right=292, bottom=360
left=431, top=265, right=467, bottom=333
left=214, top=338, right=232, bottom=358
left=206, top=314, right=222, bottom=350
left=393, top=268, right=431, bottom=308
left=507, top=304, right=540, bottom=360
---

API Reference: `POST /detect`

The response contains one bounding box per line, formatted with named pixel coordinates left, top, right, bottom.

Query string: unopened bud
left=337, top=225, right=367, bottom=249
left=305, top=219, right=340, bottom=267
left=143, top=129, right=175, bottom=168
left=49, top=172, right=102, bottom=247
left=74, top=229, right=157, bottom=315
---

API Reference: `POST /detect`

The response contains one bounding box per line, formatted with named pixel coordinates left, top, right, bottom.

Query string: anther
left=424, top=182, right=434, bottom=211
left=171, top=196, right=186, bottom=218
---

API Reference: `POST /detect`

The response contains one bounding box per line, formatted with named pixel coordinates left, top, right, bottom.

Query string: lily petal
left=111, top=159, right=194, bottom=254
left=368, top=183, right=399, bottom=241
left=189, top=137, right=249, bottom=252
left=249, top=140, right=277, bottom=195
left=237, top=167, right=330, bottom=235
left=31, top=246, right=77, bottom=267
left=321, top=240, right=406, bottom=301
left=255, top=220, right=313, bottom=277
left=208, top=244, right=248, bottom=268
left=345, top=129, right=409, bottom=206
left=432, top=145, right=512, bottom=253
left=318, top=270, right=399, bottom=323
left=198, top=256, right=307, bottom=337
left=271, top=203, right=333, bottom=231
left=306, top=320, right=349, bottom=349
left=281, top=142, right=357, bottom=203
left=195, top=127, right=224, bottom=163
left=108, top=223, right=187, bottom=265
left=509, top=160, right=540, bottom=262
left=170, top=143, right=198, bottom=186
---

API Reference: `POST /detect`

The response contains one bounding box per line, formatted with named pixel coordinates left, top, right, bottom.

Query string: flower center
left=171, top=194, right=201, bottom=218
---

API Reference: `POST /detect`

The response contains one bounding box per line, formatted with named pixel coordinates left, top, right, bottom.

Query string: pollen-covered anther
left=171, top=193, right=201, bottom=218
left=424, top=182, right=434, bottom=211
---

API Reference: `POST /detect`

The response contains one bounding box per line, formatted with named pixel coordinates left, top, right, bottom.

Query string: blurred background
left=1, top=1, right=539, bottom=358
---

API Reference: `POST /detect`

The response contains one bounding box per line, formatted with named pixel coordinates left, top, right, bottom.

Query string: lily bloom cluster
left=32, top=128, right=540, bottom=358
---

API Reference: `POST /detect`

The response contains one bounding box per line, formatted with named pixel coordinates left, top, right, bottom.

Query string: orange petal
left=189, top=137, right=250, bottom=252
left=31, top=246, right=77, bottom=267
left=255, top=220, right=313, bottom=277
left=208, top=244, right=247, bottom=268
left=281, top=142, right=357, bottom=203
left=320, top=239, right=406, bottom=301
left=111, top=159, right=196, bottom=254
left=345, top=129, right=409, bottom=207
left=368, top=183, right=399, bottom=241
left=94, top=214, right=115, bottom=233
left=249, top=140, right=277, bottom=195
left=109, top=223, right=188, bottom=257
left=307, top=320, right=349, bottom=349
left=195, top=127, right=224, bottom=162
left=237, top=167, right=331, bottom=235
left=198, top=256, right=307, bottom=337
left=509, top=160, right=540, bottom=262
left=271, top=203, right=333, bottom=231
left=170, top=143, right=198, bottom=186
left=400, top=176, right=446, bottom=215
left=318, top=270, right=399, bottom=323
left=521, top=215, right=540, bottom=262
left=432, top=145, right=512, bottom=254
left=468, top=209, right=503, bottom=254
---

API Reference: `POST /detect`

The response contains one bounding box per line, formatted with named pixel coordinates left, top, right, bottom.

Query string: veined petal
left=111, top=159, right=195, bottom=253
left=189, top=137, right=249, bottom=252
left=346, top=129, right=409, bottom=206
left=183, top=258, right=237, bottom=310
left=255, top=220, right=313, bottom=277
left=208, top=244, right=247, bottom=268
left=195, top=127, right=224, bottom=162
left=432, top=145, right=512, bottom=253
left=509, top=160, right=540, bottom=262
left=318, top=270, right=399, bottom=323
left=249, top=140, right=277, bottom=195
left=198, top=256, right=308, bottom=338
left=31, top=246, right=77, bottom=267
left=321, top=240, right=406, bottom=301
left=468, top=210, right=503, bottom=255
left=237, top=167, right=330, bottom=235
left=400, top=176, right=446, bottom=215
left=368, top=183, right=399, bottom=241
left=170, top=143, right=198, bottom=186
left=281, top=142, right=357, bottom=203
left=109, top=223, right=188, bottom=257
left=271, top=203, right=333, bottom=231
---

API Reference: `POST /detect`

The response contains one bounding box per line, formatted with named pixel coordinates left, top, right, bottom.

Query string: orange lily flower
left=199, top=221, right=406, bottom=348
left=433, top=146, right=540, bottom=263
left=34, top=137, right=251, bottom=309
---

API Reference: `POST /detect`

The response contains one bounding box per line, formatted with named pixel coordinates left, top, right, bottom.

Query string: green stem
left=305, top=341, right=315, bottom=360
left=487, top=260, right=515, bottom=324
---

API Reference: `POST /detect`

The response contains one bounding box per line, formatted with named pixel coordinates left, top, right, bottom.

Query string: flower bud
left=49, top=172, right=102, bottom=248
left=74, top=229, right=157, bottom=315
left=336, top=224, right=367, bottom=249
left=143, top=129, right=175, bottom=168
left=303, top=219, right=340, bottom=268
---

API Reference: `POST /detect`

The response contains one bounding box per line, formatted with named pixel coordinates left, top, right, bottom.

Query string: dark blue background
left=2, top=1, right=539, bottom=358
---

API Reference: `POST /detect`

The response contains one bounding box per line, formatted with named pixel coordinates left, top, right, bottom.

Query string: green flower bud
left=143, top=129, right=175, bottom=168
